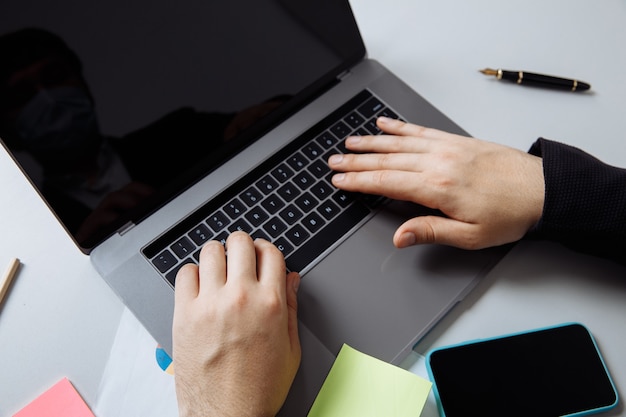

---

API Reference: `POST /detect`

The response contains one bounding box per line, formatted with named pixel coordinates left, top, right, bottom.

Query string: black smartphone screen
left=427, top=323, right=618, bottom=417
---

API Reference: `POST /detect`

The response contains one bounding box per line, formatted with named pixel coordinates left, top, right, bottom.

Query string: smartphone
left=426, top=323, right=619, bottom=417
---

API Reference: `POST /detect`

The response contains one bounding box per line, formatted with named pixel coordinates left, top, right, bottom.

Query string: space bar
left=286, top=202, right=371, bottom=273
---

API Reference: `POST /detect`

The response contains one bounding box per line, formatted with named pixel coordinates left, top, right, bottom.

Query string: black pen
left=479, top=68, right=591, bottom=92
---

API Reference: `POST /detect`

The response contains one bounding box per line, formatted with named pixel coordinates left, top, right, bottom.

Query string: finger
left=393, top=216, right=485, bottom=250
left=254, top=238, right=286, bottom=289
left=328, top=152, right=425, bottom=173
left=342, top=133, right=431, bottom=155
left=286, top=271, right=301, bottom=356
left=377, top=117, right=452, bottom=141
left=224, top=231, right=257, bottom=284
left=174, top=263, right=200, bottom=303
left=331, top=169, right=433, bottom=204
left=198, top=240, right=227, bottom=293
left=172, top=263, right=199, bottom=343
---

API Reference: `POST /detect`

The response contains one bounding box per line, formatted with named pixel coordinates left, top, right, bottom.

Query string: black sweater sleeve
left=527, top=138, right=626, bottom=264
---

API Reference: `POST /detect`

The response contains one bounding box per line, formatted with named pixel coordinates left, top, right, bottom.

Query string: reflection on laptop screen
left=0, top=0, right=364, bottom=251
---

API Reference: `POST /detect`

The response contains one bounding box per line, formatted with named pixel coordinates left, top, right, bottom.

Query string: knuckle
left=228, top=287, right=250, bottom=311
left=371, top=170, right=390, bottom=187
left=376, top=153, right=392, bottom=170
left=262, top=294, right=284, bottom=316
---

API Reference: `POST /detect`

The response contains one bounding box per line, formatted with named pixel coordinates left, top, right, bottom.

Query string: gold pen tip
left=479, top=68, right=498, bottom=76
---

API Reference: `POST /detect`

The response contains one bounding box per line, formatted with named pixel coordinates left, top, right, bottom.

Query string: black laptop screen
left=0, top=0, right=365, bottom=251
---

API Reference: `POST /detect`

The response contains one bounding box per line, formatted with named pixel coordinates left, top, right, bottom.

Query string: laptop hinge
left=116, top=221, right=136, bottom=236
left=337, top=69, right=352, bottom=81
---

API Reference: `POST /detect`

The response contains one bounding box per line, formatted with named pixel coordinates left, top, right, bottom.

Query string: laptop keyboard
left=143, top=89, right=401, bottom=286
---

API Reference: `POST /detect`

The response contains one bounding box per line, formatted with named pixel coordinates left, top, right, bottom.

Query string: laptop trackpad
left=298, top=201, right=506, bottom=364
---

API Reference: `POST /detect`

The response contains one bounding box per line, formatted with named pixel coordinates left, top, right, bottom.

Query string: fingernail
left=328, top=154, right=343, bottom=165
left=399, top=232, right=416, bottom=247
left=377, top=116, right=392, bottom=125
left=345, top=135, right=361, bottom=146
left=332, top=173, right=345, bottom=183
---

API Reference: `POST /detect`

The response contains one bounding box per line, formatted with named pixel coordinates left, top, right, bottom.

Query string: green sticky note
left=307, top=344, right=432, bottom=417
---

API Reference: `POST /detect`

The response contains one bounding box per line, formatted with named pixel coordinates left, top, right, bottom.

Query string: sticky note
left=14, top=378, right=95, bottom=417
left=307, top=344, right=432, bottom=417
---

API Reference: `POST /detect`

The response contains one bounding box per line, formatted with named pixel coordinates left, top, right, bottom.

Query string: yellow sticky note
left=307, top=344, right=432, bottom=417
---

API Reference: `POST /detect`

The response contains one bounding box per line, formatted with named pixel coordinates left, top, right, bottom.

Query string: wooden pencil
left=0, top=258, right=21, bottom=305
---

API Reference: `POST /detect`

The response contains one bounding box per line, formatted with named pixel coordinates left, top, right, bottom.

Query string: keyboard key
left=188, top=223, right=212, bottom=245
left=336, top=139, right=348, bottom=154
left=261, top=194, right=285, bottom=214
left=279, top=204, right=303, bottom=225
left=330, top=120, right=351, bottom=139
left=171, top=236, right=195, bottom=259
left=274, top=237, right=294, bottom=257
left=263, top=217, right=287, bottom=238
left=302, top=142, right=323, bottom=160
left=332, top=190, right=354, bottom=208
left=152, top=249, right=177, bottom=273
left=294, top=171, right=315, bottom=190
left=256, top=175, right=279, bottom=193
left=207, top=211, right=230, bottom=232
left=229, top=218, right=253, bottom=233
left=378, top=108, right=398, bottom=120
left=307, top=160, right=330, bottom=178
left=310, top=181, right=333, bottom=201
left=277, top=182, right=299, bottom=202
left=364, top=118, right=381, bottom=135
left=224, top=198, right=246, bottom=219
left=302, top=212, right=325, bottom=233
left=316, top=131, right=337, bottom=148
left=271, top=164, right=294, bottom=183
left=317, top=200, right=341, bottom=220
left=287, top=152, right=308, bottom=171
left=295, top=192, right=318, bottom=212
left=344, top=111, right=365, bottom=128
left=245, top=206, right=269, bottom=227
left=357, top=96, right=384, bottom=118
left=240, top=186, right=263, bottom=206
left=285, top=224, right=310, bottom=246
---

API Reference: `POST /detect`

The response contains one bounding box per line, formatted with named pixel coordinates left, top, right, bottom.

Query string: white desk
left=2, top=0, right=625, bottom=415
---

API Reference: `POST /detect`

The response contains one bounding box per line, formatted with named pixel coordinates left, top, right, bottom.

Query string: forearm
left=527, top=138, right=626, bottom=263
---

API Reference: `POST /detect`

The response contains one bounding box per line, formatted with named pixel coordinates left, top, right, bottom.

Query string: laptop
left=0, top=0, right=507, bottom=413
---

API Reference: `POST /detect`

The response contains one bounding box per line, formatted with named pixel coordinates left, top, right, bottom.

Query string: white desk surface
left=2, top=0, right=625, bottom=414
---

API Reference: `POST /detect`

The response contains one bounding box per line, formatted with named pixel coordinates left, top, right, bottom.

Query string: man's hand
left=329, top=117, right=545, bottom=250
left=173, top=232, right=301, bottom=417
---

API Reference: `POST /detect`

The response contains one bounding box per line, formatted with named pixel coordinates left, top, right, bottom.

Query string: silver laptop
left=0, top=0, right=507, bottom=413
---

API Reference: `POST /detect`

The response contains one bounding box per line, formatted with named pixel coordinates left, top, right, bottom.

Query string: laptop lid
left=0, top=0, right=366, bottom=252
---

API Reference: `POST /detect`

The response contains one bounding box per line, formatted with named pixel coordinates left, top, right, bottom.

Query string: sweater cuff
left=527, top=138, right=626, bottom=262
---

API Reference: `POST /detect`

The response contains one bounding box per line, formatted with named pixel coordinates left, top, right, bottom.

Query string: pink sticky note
left=14, top=378, right=95, bottom=417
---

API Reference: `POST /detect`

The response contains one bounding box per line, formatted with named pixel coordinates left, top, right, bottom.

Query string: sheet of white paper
left=93, top=308, right=178, bottom=417
left=400, top=351, right=440, bottom=417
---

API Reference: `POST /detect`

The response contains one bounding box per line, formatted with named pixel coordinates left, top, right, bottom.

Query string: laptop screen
left=0, top=0, right=365, bottom=251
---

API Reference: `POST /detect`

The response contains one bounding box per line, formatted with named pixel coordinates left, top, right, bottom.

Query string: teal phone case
left=425, top=322, right=619, bottom=417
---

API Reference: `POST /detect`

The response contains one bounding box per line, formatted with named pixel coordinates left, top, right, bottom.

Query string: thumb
left=286, top=271, right=301, bottom=357
left=393, top=215, right=481, bottom=250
